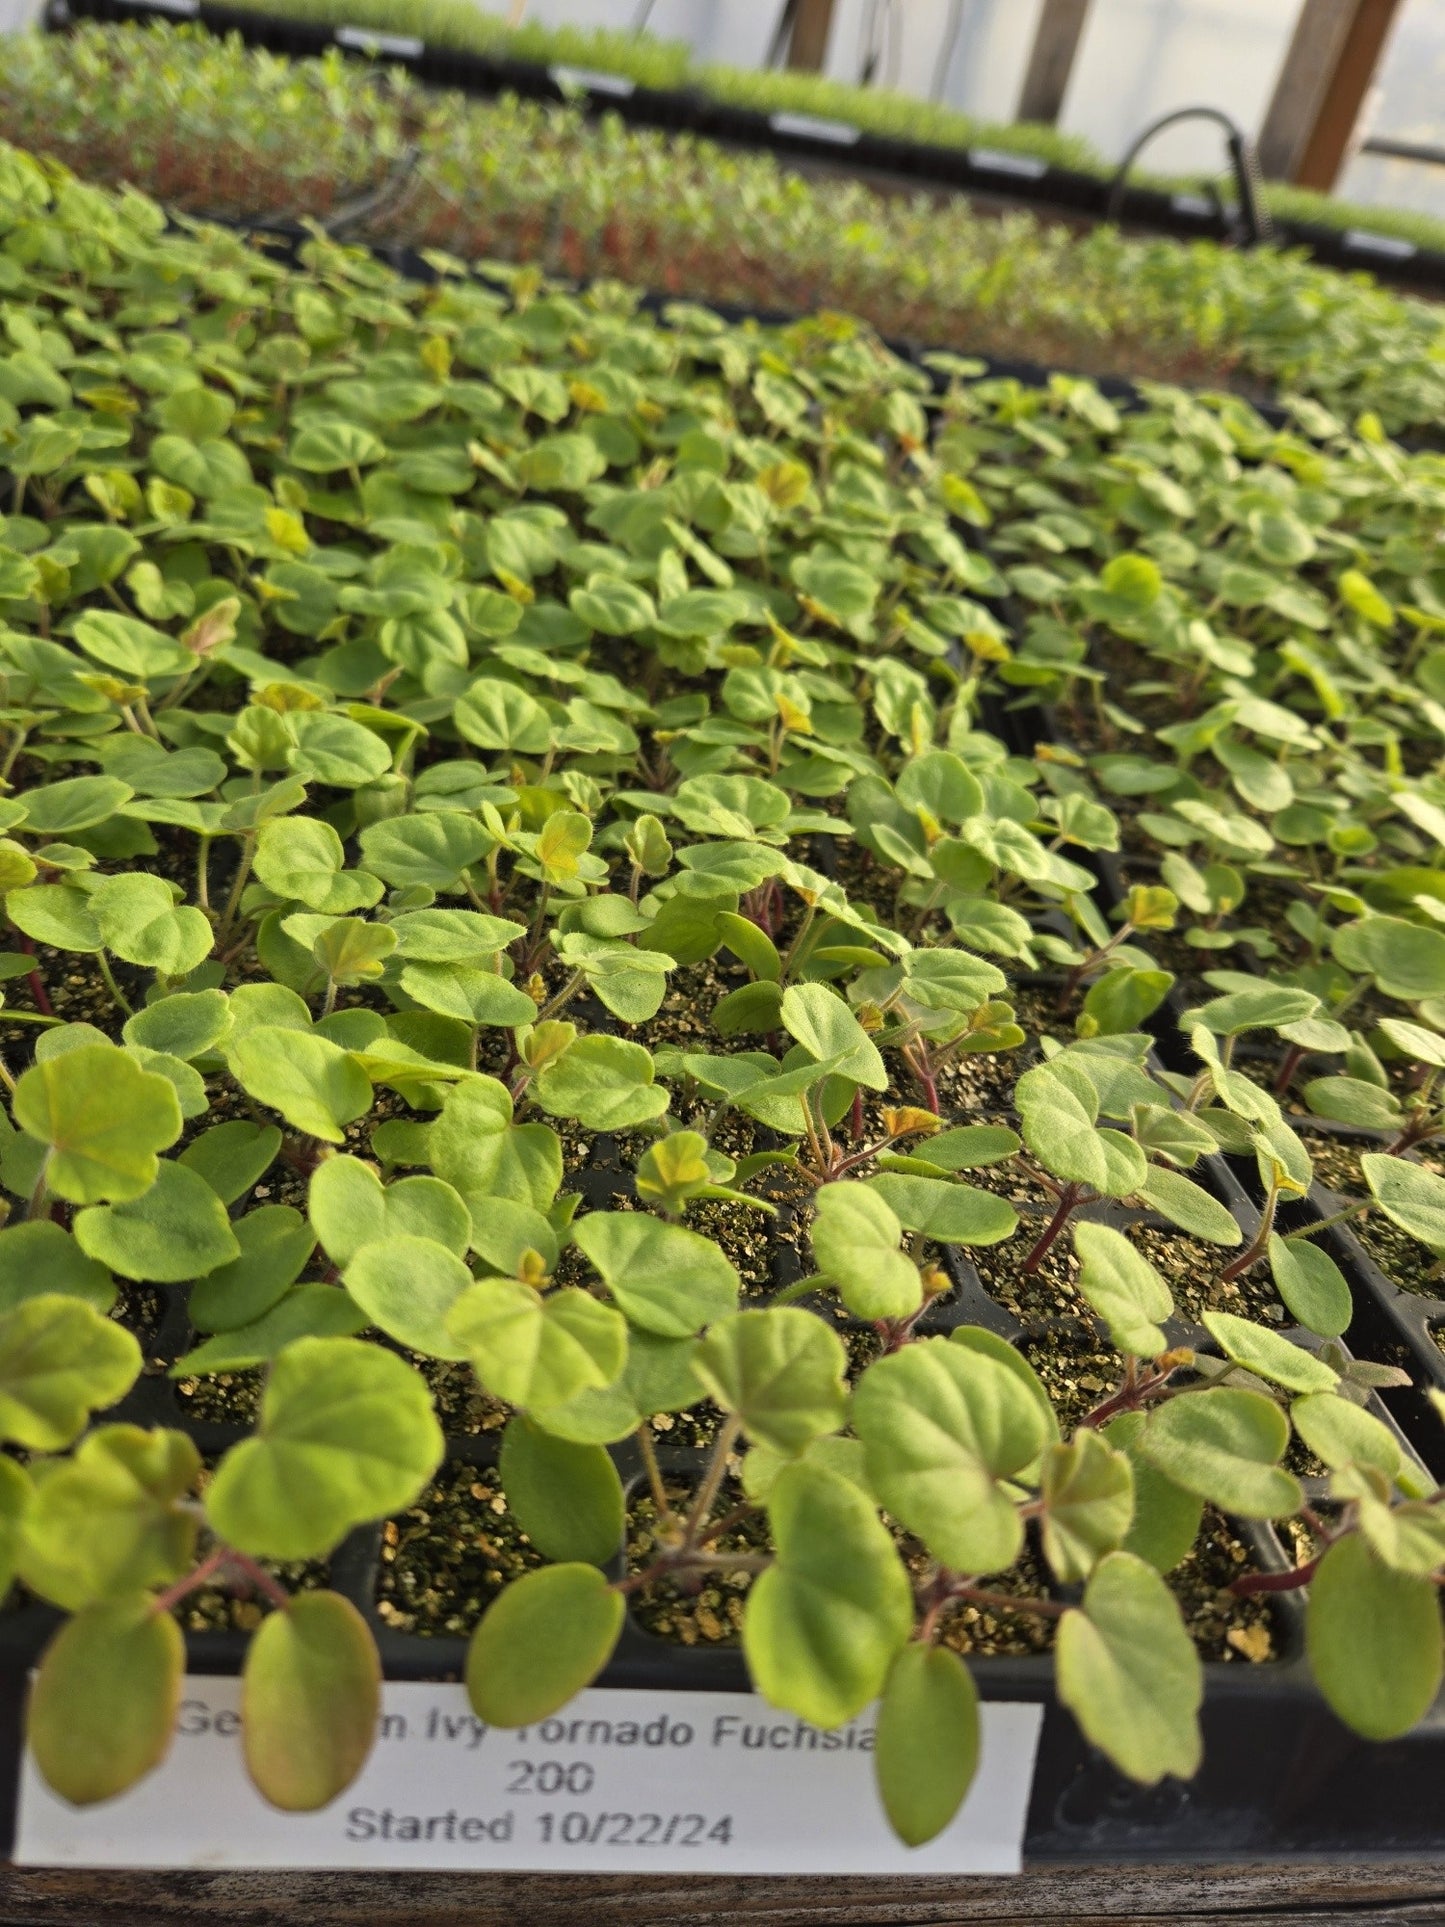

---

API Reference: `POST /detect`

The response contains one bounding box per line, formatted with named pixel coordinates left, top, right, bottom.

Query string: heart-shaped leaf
left=0, top=1295, right=141, bottom=1448
left=853, top=1339, right=1047, bottom=1574
left=17, top=1423, right=199, bottom=1611
left=691, top=1308, right=848, bottom=1454
left=572, top=1211, right=738, bottom=1337
left=1056, top=1551, right=1202, bottom=1784
left=206, top=1337, right=443, bottom=1560
left=744, top=1461, right=913, bottom=1728
left=75, top=1158, right=240, bottom=1282
left=447, top=1278, right=627, bottom=1411
left=308, top=1154, right=471, bottom=1269
left=1040, top=1429, right=1135, bottom=1584
left=14, top=1044, right=181, bottom=1203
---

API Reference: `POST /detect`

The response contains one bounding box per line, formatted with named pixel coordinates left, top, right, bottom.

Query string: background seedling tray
left=41, top=0, right=1445, bottom=298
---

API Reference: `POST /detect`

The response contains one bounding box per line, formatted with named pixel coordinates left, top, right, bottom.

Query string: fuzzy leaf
left=853, top=1339, right=1047, bottom=1574
left=744, top=1462, right=913, bottom=1728
left=1267, top=1233, right=1352, bottom=1339
left=1138, top=1387, right=1301, bottom=1518
left=206, top=1337, right=443, bottom=1560
left=0, top=1295, right=141, bottom=1449
left=1073, top=1223, right=1174, bottom=1357
left=342, top=1235, right=474, bottom=1360
left=691, top=1308, right=848, bottom=1454
left=447, top=1278, right=626, bottom=1411
left=1306, top=1533, right=1443, bottom=1741
left=231, top=1027, right=372, bottom=1143
left=572, top=1211, right=738, bottom=1337
left=810, top=1183, right=920, bottom=1319
left=243, top=1592, right=381, bottom=1811
left=14, top=1044, right=181, bottom=1203
left=1057, top=1552, right=1202, bottom=1784
left=75, top=1158, right=240, bottom=1283
left=28, top=1596, right=184, bottom=1805
left=499, top=1415, right=624, bottom=1566
left=875, top=1643, right=979, bottom=1848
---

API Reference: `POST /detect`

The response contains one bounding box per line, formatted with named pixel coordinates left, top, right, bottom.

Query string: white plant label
left=15, top=1679, right=1042, bottom=1874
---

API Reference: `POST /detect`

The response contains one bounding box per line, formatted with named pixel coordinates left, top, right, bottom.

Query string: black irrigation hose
left=1106, top=106, right=1271, bottom=249
left=40, top=0, right=1445, bottom=297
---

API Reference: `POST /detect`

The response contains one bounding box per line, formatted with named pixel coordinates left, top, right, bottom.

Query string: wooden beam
left=784, top=0, right=837, bottom=73
left=1017, top=0, right=1092, bottom=126
left=1258, top=0, right=1359, bottom=180
left=1295, top=0, right=1403, bottom=189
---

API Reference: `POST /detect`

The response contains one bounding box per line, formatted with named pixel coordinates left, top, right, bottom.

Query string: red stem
left=1230, top=1556, right=1320, bottom=1596
left=1021, top=1183, right=1081, bottom=1275
left=14, top=934, right=52, bottom=1017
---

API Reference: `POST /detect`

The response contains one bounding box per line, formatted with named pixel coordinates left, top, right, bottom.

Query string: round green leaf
left=28, top=1596, right=184, bottom=1805
left=17, top=1423, right=199, bottom=1611
left=1137, top=1387, right=1302, bottom=1518
left=875, top=1643, right=980, bottom=1848
left=499, top=1415, right=624, bottom=1566
left=1056, top=1551, right=1203, bottom=1785
left=572, top=1211, right=738, bottom=1337
left=243, top=1591, right=381, bottom=1811
left=232, top=1027, right=373, bottom=1144
left=0, top=1294, right=141, bottom=1449
left=447, top=1278, right=627, bottom=1411
left=206, top=1337, right=444, bottom=1560
left=533, top=1034, right=670, bottom=1132
left=466, top=1564, right=624, bottom=1726
left=343, top=1235, right=474, bottom=1359
left=1306, top=1533, right=1443, bottom=1742
left=854, top=1339, right=1047, bottom=1574
left=75, top=1159, right=240, bottom=1283
left=691, top=1308, right=848, bottom=1455
left=14, top=1044, right=181, bottom=1203
left=1267, top=1233, right=1351, bottom=1339
left=744, top=1461, right=913, bottom=1729
left=810, top=1183, right=920, bottom=1320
